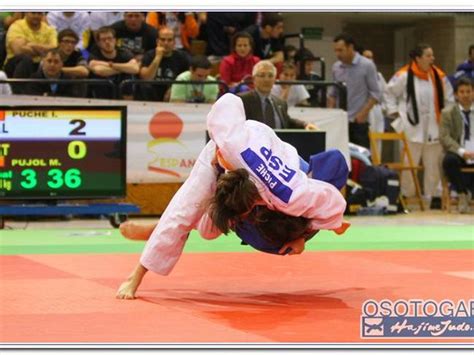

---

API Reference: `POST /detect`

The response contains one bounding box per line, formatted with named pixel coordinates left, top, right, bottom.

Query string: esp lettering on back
left=260, top=146, right=296, bottom=183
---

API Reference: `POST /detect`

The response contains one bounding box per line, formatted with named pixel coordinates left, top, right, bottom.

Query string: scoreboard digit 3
left=0, top=106, right=127, bottom=199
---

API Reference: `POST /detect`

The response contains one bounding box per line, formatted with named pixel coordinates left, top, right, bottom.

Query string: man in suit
left=440, top=77, right=474, bottom=213
left=239, top=60, right=316, bottom=130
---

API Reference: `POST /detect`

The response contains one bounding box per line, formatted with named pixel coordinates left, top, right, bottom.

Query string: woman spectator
left=271, top=61, right=310, bottom=107
left=219, top=31, right=260, bottom=93
left=385, top=43, right=454, bottom=209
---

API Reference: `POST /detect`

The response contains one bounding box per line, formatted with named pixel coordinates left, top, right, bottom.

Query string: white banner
left=1, top=96, right=350, bottom=183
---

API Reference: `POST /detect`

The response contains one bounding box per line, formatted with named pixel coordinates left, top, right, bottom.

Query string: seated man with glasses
left=56, top=29, right=90, bottom=97
left=239, top=60, right=316, bottom=130
left=57, top=29, right=89, bottom=79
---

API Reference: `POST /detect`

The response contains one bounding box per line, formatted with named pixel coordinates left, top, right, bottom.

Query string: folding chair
left=369, top=131, right=425, bottom=211
left=441, top=167, right=474, bottom=212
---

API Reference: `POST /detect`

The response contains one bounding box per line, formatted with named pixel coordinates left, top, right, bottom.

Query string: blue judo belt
left=234, top=149, right=348, bottom=255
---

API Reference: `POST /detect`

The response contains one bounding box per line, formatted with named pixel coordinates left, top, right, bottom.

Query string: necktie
left=462, top=110, right=471, bottom=141
left=264, top=97, right=275, bottom=128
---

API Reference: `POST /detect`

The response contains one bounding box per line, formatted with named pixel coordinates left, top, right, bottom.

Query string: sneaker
left=430, top=197, right=442, bottom=210
left=458, top=192, right=471, bottom=214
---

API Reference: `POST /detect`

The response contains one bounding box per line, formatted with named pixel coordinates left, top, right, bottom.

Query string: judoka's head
left=252, top=207, right=311, bottom=247
left=208, top=169, right=260, bottom=234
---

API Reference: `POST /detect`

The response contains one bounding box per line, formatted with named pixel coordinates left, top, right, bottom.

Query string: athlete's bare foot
left=119, top=221, right=156, bottom=241
left=116, top=279, right=139, bottom=300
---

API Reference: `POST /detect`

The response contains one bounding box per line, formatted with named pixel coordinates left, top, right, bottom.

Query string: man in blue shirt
left=328, top=33, right=381, bottom=149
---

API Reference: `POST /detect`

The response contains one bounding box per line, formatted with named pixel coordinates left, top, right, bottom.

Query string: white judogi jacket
left=385, top=69, right=454, bottom=144
left=140, top=94, right=346, bottom=275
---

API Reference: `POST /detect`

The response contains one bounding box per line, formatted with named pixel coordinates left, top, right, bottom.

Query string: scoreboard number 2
left=69, top=119, right=86, bottom=136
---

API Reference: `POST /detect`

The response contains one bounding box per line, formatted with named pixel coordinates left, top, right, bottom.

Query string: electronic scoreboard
left=0, top=106, right=127, bottom=200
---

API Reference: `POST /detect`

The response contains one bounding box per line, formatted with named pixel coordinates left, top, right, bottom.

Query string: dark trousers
left=3, top=55, right=39, bottom=94
left=349, top=121, right=370, bottom=149
left=442, top=151, right=474, bottom=194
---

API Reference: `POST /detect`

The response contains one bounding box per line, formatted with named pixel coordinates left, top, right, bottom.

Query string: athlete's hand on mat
left=116, top=279, right=138, bottom=300
left=279, top=237, right=306, bottom=255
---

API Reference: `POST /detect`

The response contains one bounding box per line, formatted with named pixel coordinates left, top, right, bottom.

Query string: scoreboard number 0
left=68, top=141, right=87, bottom=159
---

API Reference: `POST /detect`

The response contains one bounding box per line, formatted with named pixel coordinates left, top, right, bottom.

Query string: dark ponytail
left=208, top=168, right=259, bottom=234
left=250, top=206, right=312, bottom=246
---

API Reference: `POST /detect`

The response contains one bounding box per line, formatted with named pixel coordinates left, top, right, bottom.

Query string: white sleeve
left=443, top=76, right=455, bottom=106
left=295, top=85, right=310, bottom=103
left=0, top=72, right=12, bottom=95
left=385, top=71, right=406, bottom=115
left=206, top=93, right=247, bottom=149
left=283, top=178, right=346, bottom=230
left=140, top=141, right=218, bottom=275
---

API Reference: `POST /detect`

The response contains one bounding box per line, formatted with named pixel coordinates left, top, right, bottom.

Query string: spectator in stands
left=219, top=31, right=260, bottom=93
left=46, top=12, right=91, bottom=51
left=205, top=12, right=256, bottom=58
left=170, top=55, right=219, bottom=103
left=440, top=77, right=474, bottom=214
left=88, top=12, right=123, bottom=52
left=0, top=70, right=12, bottom=95
left=239, top=60, right=316, bottom=130
left=111, top=12, right=157, bottom=62
left=26, top=48, right=76, bottom=97
left=362, top=48, right=388, bottom=154
left=328, top=33, right=381, bottom=149
left=385, top=43, right=454, bottom=209
left=57, top=29, right=89, bottom=97
left=451, top=44, right=474, bottom=86
left=244, top=13, right=284, bottom=65
left=271, top=61, right=310, bottom=107
left=283, top=44, right=297, bottom=63
left=88, top=26, right=139, bottom=99
left=146, top=12, right=199, bottom=54
left=138, top=26, right=189, bottom=101
left=294, top=47, right=323, bottom=107
left=4, top=12, right=57, bottom=93
left=57, top=29, right=89, bottom=78
left=0, top=12, right=22, bottom=68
